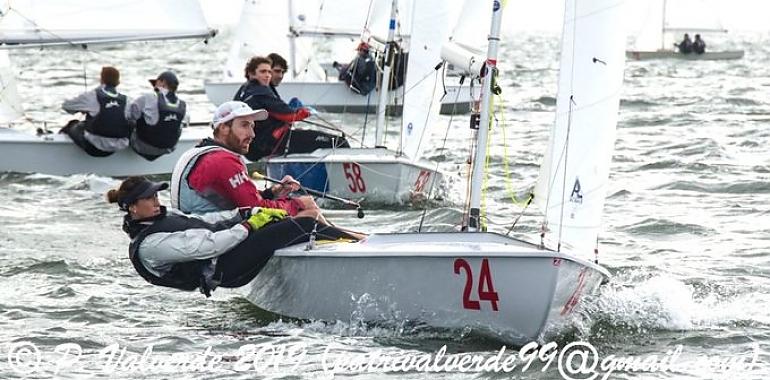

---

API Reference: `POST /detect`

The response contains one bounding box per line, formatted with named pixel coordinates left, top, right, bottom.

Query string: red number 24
left=453, top=258, right=499, bottom=311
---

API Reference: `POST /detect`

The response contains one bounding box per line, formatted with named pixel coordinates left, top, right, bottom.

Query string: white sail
left=0, top=50, right=22, bottom=123
left=399, top=0, right=456, bottom=160
left=630, top=0, right=727, bottom=51
left=440, top=0, right=490, bottom=75
left=223, top=0, right=321, bottom=81
left=631, top=0, right=666, bottom=51
left=533, top=0, right=627, bottom=257
left=0, top=0, right=213, bottom=47
left=223, top=0, right=287, bottom=80
left=307, top=0, right=409, bottom=42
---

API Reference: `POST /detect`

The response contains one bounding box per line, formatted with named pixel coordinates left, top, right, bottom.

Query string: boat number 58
left=342, top=163, right=366, bottom=193
left=453, top=258, right=499, bottom=311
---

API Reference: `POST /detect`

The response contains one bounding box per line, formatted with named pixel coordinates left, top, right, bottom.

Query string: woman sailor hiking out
left=107, top=177, right=359, bottom=296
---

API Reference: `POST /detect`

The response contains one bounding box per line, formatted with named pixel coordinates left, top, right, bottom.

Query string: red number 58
left=343, top=162, right=366, bottom=193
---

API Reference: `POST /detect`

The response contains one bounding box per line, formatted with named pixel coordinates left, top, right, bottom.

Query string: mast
left=661, top=0, right=667, bottom=51
left=468, top=0, right=504, bottom=231
left=288, top=0, right=299, bottom=79
left=374, top=0, right=398, bottom=148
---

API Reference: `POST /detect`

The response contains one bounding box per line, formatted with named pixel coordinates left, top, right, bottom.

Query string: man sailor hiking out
left=60, top=66, right=131, bottom=157
left=169, top=100, right=365, bottom=240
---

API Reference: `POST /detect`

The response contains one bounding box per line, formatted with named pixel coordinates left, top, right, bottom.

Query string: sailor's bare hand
left=293, top=195, right=319, bottom=210
left=272, top=175, right=301, bottom=198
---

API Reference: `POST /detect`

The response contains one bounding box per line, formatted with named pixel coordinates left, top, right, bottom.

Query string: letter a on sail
left=569, top=178, right=583, bottom=204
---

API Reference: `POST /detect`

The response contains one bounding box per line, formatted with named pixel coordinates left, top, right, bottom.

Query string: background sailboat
left=0, top=0, right=217, bottom=176
left=203, top=0, right=473, bottom=115
left=242, top=0, right=627, bottom=344
left=261, top=0, right=458, bottom=206
left=626, top=0, right=744, bottom=60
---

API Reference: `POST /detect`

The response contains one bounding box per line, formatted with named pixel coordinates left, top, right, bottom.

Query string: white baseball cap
left=212, top=101, right=268, bottom=129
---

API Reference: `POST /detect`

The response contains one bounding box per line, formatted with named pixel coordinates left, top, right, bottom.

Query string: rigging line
left=557, top=96, right=576, bottom=253
left=367, top=59, right=448, bottom=146
left=380, top=40, right=398, bottom=148
left=4, top=6, right=85, bottom=50
left=404, top=60, right=441, bottom=160
left=555, top=0, right=581, bottom=252
left=417, top=65, right=460, bottom=232
left=542, top=0, right=579, bottom=250
left=505, top=194, right=534, bottom=236
left=480, top=88, right=505, bottom=232
left=496, top=93, right=529, bottom=206
left=81, top=38, right=209, bottom=62
left=462, top=115, right=477, bottom=228
left=493, top=92, right=540, bottom=235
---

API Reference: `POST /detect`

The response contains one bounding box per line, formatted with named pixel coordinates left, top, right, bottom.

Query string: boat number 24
left=342, top=163, right=366, bottom=193
left=453, top=258, right=499, bottom=311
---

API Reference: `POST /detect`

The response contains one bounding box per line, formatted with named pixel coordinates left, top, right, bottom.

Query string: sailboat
left=241, top=0, right=626, bottom=344
left=261, top=0, right=458, bottom=206
left=203, top=0, right=473, bottom=116
left=626, top=0, right=744, bottom=61
left=0, top=0, right=216, bottom=177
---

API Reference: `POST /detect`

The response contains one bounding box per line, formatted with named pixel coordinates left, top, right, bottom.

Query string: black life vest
left=86, top=87, right=129, bottom=138
left=135, top=93, right=186, bottom=149
left=126, top=209, right=236, bottom=293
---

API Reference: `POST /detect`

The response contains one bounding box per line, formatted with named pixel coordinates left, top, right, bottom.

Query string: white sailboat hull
left=0, top=126, right=211, bottom=176
left=205, top=81, right=472, bottom=115
left=625, top=50, right=744, bottom=61
left=264, top=148, right=445, bottom=205
left=243, top=232, right=609, bottom=344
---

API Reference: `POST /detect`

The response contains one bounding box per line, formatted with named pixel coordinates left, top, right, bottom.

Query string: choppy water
left=0, top=28, right=769, bottom=379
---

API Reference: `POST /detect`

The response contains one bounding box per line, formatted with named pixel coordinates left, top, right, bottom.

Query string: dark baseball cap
left=149, top=71, right=179, bottom=88
left=118, top=178, right=168, bottom=209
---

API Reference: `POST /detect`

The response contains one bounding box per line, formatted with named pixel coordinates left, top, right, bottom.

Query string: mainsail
left=222, top=0, right=411, bottom=82
left=223, top=0, right=326, bottom=81
left=399, top=0, right=457, bottom=161
left=533, top=0, right=627, bottom=258
left=0, top=50, right=21, bottom=123
left=0, top=0, right=214, bottom=123
left=0, top=0, right=214, bottom=47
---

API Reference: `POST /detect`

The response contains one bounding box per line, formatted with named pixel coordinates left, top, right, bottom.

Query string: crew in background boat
left=108, top=176, right=358, bottom=297
left=233, top=56, right=348, bottom=161
left=267, top=52, right=287, bottom=99
left=333, top=42, right=377, bottom=96
left=381, top=41, right=407, bottom=91
left=170, top=101, right=355, bottom=233
left=267, top=52, right=307, bottom=112
left=60, top=66, right=131, bottom=157
left=693, top=34, right=706, bottom=54
left=233, top=56, right=311, bottom=161
left=127, top=71, right=188, bottom=161
left=675, top=33, right=693, bottom=54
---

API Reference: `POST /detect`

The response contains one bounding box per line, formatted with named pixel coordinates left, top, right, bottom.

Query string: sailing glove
left=288, top=97, right=304, bottom=110
left=246, top=208, right=288, bottom=230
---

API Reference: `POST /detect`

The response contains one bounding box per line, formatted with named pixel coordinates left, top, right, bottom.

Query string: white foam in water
left=591, top=275, right=770, bottom=332
left=82, top=174, right=119, bottom=194
left=592, top=276, right=701, bottom=331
